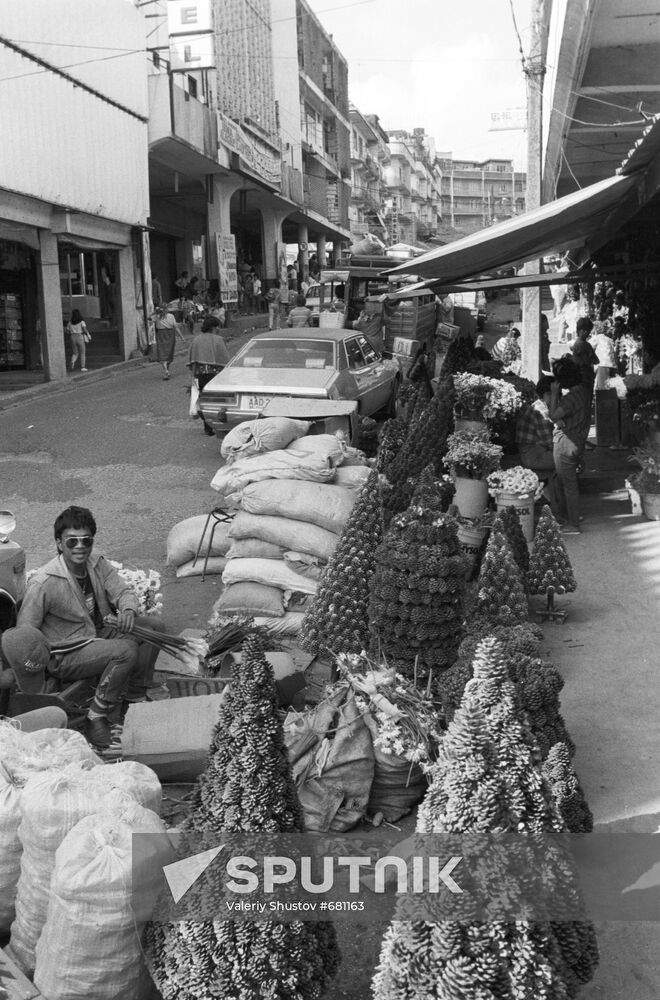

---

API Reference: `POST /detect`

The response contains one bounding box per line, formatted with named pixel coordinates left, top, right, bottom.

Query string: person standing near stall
left=187, top=315, right=230, bottom=436
left=154, top=305, right=179, bottom=380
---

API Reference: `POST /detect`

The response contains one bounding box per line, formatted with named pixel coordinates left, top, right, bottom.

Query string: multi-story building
left=439, top=155, right=526, bottom=236
left=0, top=0, right=149, bottom=383
left=348, top=108, right=390, bottom=243
left=382, top=128, right=442, bottom=246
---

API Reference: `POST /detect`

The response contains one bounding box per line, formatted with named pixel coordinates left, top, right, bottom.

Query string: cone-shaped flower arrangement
left=369, top=469, right=467, bottom=685
left=474, top=528, right=528, bottom=627
left=529, top=505, right=577, bottom=595
left=383, top=378, right=455, bottom=523
left=299, top=471, right=383, bottom=658
left=373, top=637, right=598, bottom=999
left=145, top=635, right=340, bottom=1000
left=493, top=504, right=530, bottom=578
left=375, top=418, right=408, bottom=476
left=543, top=742, right=593, bottom=834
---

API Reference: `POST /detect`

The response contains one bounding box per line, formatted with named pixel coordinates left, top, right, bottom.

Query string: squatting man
left=1, top=505, right=165, bottom=749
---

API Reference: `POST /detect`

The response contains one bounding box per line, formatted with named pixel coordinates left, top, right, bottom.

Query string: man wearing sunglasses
left=1, top=506, right=163, bottom=749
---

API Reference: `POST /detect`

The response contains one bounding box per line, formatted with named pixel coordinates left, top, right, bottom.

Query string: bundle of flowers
left=628, top=437, right=660, bottom=493
left=332, top=653, right=443, bottom=770
left=453, top=372, right=522, bottom=420
left=107, top=561, right=162, bottom=616
left=444, top=429, right=503, bottom=480
left=487, top=465, right=540, bottom=498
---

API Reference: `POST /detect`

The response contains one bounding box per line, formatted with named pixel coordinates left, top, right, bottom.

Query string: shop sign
left=216, top=233, right=238, bottom=305
left=489, top=108, right=526, bottom=132
left=168, top=0, right=212, bottom=35
left=170, top=34, right=215, bottom=71
left=218, top=113, right=281, bottom=189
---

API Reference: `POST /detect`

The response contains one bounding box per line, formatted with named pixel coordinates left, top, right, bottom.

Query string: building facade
left=0, top=0, right=149, bottom=383
left=348, top=109, right=390, bottom=244
left=439, top=155, right=526, bottom=236
left=381, top=129, right=443, bottom=247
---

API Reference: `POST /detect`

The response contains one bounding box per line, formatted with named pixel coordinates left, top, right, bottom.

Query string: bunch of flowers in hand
left=487, top=465, right=540, bottom=498
left=444, top=429, right=503, bottom=480
left=454, top=372, right=522, bottom=420
left=108, top=561, right=163, bottom=615
left=333, top=652, right=443, bottom=769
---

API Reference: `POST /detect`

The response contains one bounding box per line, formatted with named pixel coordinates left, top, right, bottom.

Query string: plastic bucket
left=453, top=477, right=489, bottom=520
left=457, top=523, right=489, bottom=577
left=454, top=417, right=488, bottom=434
left=495, top=492, right=535, bottom=542
left=641, top=493, right=660, bottom=521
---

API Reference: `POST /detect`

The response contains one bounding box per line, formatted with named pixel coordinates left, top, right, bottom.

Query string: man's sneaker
left=84, top=716, right=112, bottom=749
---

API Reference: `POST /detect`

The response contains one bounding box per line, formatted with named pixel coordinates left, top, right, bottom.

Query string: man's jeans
left=268, top=301, right=280, bottom=330
left=553, top=433, right=580, bottom=528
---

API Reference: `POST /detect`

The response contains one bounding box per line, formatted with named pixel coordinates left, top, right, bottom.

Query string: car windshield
left=231, top=338, right=336, bottom=369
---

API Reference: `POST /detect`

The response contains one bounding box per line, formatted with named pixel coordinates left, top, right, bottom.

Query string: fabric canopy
left=386, top=173, right=642, bottom=282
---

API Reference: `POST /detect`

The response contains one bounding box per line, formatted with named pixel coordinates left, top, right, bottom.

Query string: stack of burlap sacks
left=0, top=722, right=168, bottom=1000
left=208, top=418, right=371, bottom=636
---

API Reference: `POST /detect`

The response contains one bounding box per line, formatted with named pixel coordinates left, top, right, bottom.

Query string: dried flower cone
left=476, top=528, right=528, bottom=626
left=300, top=471, right=384, bottom=658
left=492, top=505, right=529, bottom=578
left=528, top=505, right=577, bottom=594
left=369, top=471, right=467, bottom=684
left=144, top=634, right=340, bottom=1000
left=373, top=637, right=598, bottom=1000
left=383, top=379, right=456, bottom=522
left=375, top=417, right=408, bottom=475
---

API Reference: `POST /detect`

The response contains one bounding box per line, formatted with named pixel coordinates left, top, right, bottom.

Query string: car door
left=343, top=335, right=390, bottom=415
left=355, top=335, right=394, bottom=412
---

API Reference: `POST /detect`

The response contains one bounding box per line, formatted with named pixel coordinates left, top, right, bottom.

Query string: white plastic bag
left=228, top=511, right=339, bottom=562
left=92, top=761, right=162, bottom=814
left=253, top=612, right=305, bottom=636
left=9, top=765, right=135, bottom=975
left=175, top=555, right=227, bottom=578
left=221, top=417, right=311, bottom=462
left=34, top=805, right=167, bottom=1000
left=285, top=433, right=346, bottom=466
left=210, top=449, right=336, bottom=498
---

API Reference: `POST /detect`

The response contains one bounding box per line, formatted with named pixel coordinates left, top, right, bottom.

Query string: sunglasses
left=63, top=536, right=94, bottom=550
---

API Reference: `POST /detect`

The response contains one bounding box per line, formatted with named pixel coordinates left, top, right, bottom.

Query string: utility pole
left=521, top=0, right=552, bottom=380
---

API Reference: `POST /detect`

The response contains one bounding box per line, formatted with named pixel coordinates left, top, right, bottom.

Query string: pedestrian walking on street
left=287, top=293, right=312, bottom=328
left=154, top=305, right=179, bottom=380
left=549, top=357, right=589, bottom=534
left=67, top=309, right=91, bottom=372
left=187, top=315, right=230, bottom=436
left=266, top=285, right=281, bottom=330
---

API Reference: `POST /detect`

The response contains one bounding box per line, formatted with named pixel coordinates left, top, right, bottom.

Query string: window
left=344, top=338, right=366, bottom=370
left=188, top=75, right=198, bottom=99
left=356, top=335, right=379, bottom=364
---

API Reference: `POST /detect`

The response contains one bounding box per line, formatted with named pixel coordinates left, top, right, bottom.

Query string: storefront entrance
left=0, top=239, right=39, bottom=373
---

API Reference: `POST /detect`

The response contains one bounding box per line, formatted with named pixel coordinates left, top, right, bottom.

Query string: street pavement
left=1, top=305, right=659, bottom=996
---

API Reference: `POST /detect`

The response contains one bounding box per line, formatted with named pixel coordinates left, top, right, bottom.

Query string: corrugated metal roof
left=618, top=115, right=660, bottom=176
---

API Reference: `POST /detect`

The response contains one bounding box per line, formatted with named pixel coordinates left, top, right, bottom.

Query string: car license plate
left=242, top=394, right=272, bottom=411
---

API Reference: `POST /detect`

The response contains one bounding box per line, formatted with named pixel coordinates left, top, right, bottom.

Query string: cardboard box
left=121, top=693, right=227, bottom=782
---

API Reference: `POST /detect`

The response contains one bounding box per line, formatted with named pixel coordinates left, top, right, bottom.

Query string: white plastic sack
left=334, top=464, right=372, bottom=488
left=211, top=449, right=336, bottom=499
left=166, top=514, right=233, bottom=567
left=253, top=612, right=305, bottom=637
left=240, top=480, right=356, bottom=534
left=229, top=511, right=339, bottom=562
left=221, top=417, right=311, bottom=463
left=285, top=433, right=346, bottom=466
left=225, top=538, right=286, bottom=560
left=175, top=555, right=227, bottom=578
left=92, top=761, right=162, bottom=814
left=0, top=724, right=99, bottom=936
left=222, top=558, right=319, bottom=595
left=9, top=766, right=135, bottom=976
left=283, top=552, right=324, bottom=581
left=214, top=582, right=286, bottom=619
left=34, top=806, right=167, bottom=1000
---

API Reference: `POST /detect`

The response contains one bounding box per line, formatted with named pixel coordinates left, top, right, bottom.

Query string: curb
left=0, top=319, right=267, bottom=414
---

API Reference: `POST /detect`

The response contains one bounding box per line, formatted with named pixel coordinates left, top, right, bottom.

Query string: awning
left=0, top=220, right=40, bottom=250
left=386, top=173, right=642, bottom=282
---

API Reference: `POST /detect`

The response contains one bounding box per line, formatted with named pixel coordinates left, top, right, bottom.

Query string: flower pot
left=453, top=476, right=489, bottom=519
left=495, top=491, right=535, bottom=542
left=457, top=523, right=490, bottom=576
left=641, top=493, right=660, bottom=520
left=454, top=415, right=488, bottom=434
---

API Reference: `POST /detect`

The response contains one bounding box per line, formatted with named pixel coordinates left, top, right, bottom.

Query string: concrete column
left=298, top=223, right=309, bottom=282
left=260, top=206, right=288, bottom=284
left=37, top=231, right=66, bottom=381
left=115, top=245, right=137, bottom=359
left=207, top=176, right=241, bottom=278
left=317, top=234, right=327, bottom=268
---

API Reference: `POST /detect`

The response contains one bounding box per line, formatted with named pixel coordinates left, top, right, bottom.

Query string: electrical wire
left=561, top=147, right=582, bottom=190
left=508, top=0, right=526, bottom=69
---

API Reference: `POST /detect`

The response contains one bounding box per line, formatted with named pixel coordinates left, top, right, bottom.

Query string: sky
left=304, top=0, right=535, bottom=168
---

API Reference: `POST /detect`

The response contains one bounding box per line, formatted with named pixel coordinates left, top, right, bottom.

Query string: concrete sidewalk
left=0, top=312, right=268, bottom=413
left=535, top=442, right=660, bottom=998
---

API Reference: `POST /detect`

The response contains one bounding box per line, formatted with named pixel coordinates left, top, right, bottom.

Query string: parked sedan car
left=199, top=328, right=400, bottom=436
